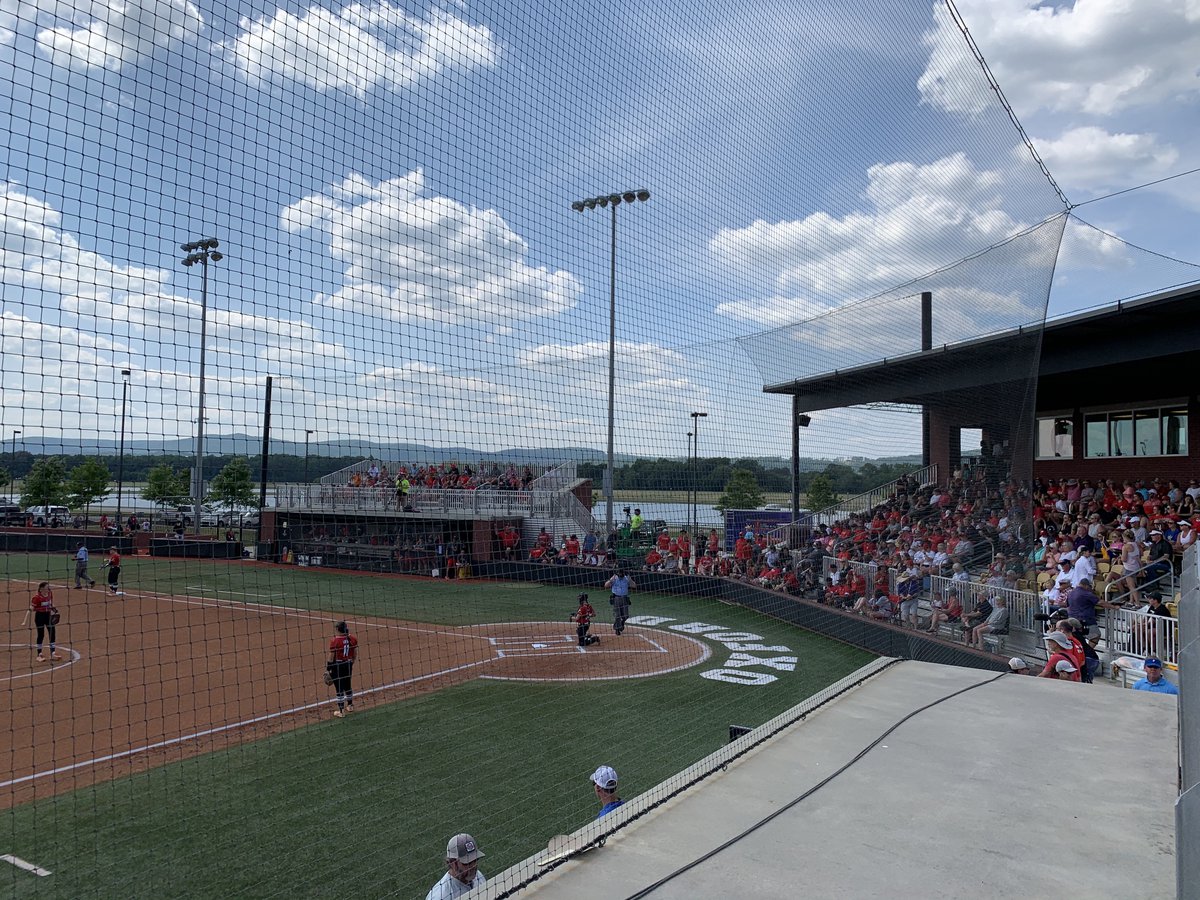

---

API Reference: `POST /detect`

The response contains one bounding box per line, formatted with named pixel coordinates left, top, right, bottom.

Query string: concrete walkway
left=483, top=660, right=1177, bottom=899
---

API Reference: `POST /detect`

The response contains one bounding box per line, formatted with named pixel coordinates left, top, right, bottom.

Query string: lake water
left=594, top=501, right=723, bottom=528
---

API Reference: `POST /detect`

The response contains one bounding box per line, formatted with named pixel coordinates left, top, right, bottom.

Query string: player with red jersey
left=102, top=547, right=122, bottom=595
left=327, top=621, right=359, bottom=718
left=573, top=593, right=598, bottom=647
left=21, top=582, right=60, bottom=662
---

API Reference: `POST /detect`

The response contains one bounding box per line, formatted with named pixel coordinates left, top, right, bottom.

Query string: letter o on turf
left=700, top=669, right=778, bottom=686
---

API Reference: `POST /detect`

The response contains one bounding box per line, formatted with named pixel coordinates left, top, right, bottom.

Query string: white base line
left=1, top=854, right=52, bottom=876
left=0, top=657, right=494, bottom=791
left=117, top=588, right=496, bottom=644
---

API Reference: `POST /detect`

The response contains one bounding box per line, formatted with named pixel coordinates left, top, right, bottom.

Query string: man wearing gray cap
left=425, top=833, right=486, bottom=899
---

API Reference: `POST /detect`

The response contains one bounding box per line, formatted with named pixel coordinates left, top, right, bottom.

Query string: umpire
left=326, top=621, right=358, bottom=718
left=605, top=568, right=636, bottom=636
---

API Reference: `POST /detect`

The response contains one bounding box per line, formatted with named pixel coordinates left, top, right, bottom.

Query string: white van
left=26, top=505, right=71, bottom=526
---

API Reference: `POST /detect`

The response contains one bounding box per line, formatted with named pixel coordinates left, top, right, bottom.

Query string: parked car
left=176, top=504, right=220, bottom=526
left=25, top=505, right=71, bottom=527
left=0, top=504, right=24, bottom=525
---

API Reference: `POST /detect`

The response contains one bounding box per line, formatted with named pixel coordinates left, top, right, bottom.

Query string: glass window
left=1085, top=414, right=1109, bottom=458
left=1135, top=410, right=1160, bottom=456
left=1163, top=409, right=1188, bottom=456
left=1110, top=413, right=1133, bottom=457
left=1036, top=416, right=1073, bottom=459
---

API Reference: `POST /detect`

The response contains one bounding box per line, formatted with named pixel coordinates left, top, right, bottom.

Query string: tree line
left=578, top=457, right=916, bottom=497
left=0, top=451, right=364, bottom=486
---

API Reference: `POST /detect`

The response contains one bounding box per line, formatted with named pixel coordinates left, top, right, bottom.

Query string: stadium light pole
left=571, top=188, right=650, bottom=540
left=9, top=429, right=20, bottom=502
left=304, top=430, right=315, bottom=485
left=686, top=429, right=694, bottom=537
left=116, top=369, right=131, bottom=530
left=180, top=237, right=223, bottom=535
left=690, top=411, right=707, bottom=542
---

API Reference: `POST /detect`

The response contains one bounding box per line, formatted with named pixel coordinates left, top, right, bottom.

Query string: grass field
left=1, top=552, right=872, bottom=898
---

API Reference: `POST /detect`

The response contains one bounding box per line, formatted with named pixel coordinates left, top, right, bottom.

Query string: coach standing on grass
left=605, top=568, right=636, bottom=636
left=425, top=833, right=485, bottom=899
left=73, top=541, right=95, bottom=589
left=326, top=621, right=358, bottom=718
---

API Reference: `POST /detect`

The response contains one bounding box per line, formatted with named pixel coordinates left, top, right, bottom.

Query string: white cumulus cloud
left=284, top=169, right=582, bottom=326
left=710, top=152, right=1022, bottom=316
left=227, top=2, right=497, bottom=96
left=31, top=0, right=203, bottom=72
left=920, top=0, right=1200, bottom=118
left=1030, top=126, right=1180, bottom=193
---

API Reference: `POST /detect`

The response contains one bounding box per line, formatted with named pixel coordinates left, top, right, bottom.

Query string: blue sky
left=1, top=0, right=1198, bottom=463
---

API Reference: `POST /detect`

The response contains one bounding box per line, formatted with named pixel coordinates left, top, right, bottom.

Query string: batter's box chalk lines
left=488, top=635, right=576, bottom=646
left=0, top=656, right=495, bottom=791
left=1, top=855, right=52, bottom=877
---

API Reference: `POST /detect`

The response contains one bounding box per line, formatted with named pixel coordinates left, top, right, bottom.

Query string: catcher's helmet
left=577, top=592, right=589, bottom=602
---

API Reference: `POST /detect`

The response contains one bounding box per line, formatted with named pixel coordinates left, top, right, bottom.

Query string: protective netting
left=0, top=0, right=1196, bottom=896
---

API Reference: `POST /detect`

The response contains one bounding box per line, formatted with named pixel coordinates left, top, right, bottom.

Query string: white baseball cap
left=1055, top=659, right=1078, bottom=674
left=591, top=765, right=618, bottom=791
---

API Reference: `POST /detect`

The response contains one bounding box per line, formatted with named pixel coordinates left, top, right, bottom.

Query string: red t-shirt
left=707, top=533, right=719, bottom=552
left=31, top=590, right=54, bottom=613
left=108, top=551, right=121, bottom=567
left=573, top=603, right=595, bottom=625
left=656, top=533, right=671, bottom=551
left=329, top=634, right=358, bottom=662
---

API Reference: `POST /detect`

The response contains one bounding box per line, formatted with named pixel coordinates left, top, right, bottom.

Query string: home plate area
left=472, top=622, right=711, bottom=682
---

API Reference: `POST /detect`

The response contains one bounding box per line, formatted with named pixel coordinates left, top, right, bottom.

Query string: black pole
left=257, top=376, right=272, bottom=547
left=116, top=372, right=129, bottom=530
left=791, top=395, right=801, bottom=524
left=921, top=291, right=932, bottom=467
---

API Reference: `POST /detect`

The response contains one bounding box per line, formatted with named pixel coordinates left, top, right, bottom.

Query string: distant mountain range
left=8, top=434, right=921, bottom=470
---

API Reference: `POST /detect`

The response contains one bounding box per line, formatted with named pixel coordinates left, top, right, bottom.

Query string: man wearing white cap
left=425, top=833, right=486, bottom=899
left=591, top=765, right=624, bottom=818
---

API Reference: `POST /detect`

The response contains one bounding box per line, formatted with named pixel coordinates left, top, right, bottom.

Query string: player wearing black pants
left=327, top=621, right=358, bottom=718
left=573, top=593, right=598, bottom=647
left=22, top=582, right=59, bottom=662
left=605, top=570, right=636, bottom=636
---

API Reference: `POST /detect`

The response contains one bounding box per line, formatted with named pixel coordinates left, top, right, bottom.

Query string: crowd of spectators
left=341, top=460, right=541, bottom=492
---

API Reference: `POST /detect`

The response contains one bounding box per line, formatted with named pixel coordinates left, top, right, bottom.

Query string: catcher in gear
left=573, top=593, right=599, bottom=647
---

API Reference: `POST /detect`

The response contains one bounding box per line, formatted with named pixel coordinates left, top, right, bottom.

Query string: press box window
left=1036, top=417, right=1073, bottom=459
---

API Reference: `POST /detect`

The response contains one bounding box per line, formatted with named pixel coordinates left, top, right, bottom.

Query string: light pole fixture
left=304, top=430, right=315, bottom=486
left=116, top=369, right=131, bottom=530
left=181, top=237, right=223, bottom=535
left=570, top=188, right=650, bottom=539
left=690, top=411, right=707, bottom=544
left=9, top=429, right=20, bottom=502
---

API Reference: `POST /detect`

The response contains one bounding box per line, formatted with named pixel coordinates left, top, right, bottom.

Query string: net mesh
left=0, top=0, right=1195, bottom=895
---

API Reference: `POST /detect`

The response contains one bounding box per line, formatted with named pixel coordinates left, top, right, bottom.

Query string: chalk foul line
left=1, top=854, right=52, bottom=876
left=0, top=657, right=494, bottom=791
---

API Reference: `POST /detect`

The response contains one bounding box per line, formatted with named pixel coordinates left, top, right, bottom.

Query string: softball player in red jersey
left=21, top=582, right=59, bottom=662
left=327, top=621, right=358, bottom=718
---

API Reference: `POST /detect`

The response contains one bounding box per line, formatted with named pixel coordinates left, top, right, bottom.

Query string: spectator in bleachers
left=1143, top=529, right=1173, bottom=582
left=853, top=588, right=894, bottom=621
left=965, top=595, right=1009, bottom=649
left=1119, top=530, right=1143, bottom=604
left=1038, top=631, right=1080, bottom=680
left=925, top=588, right=962, bottom=634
